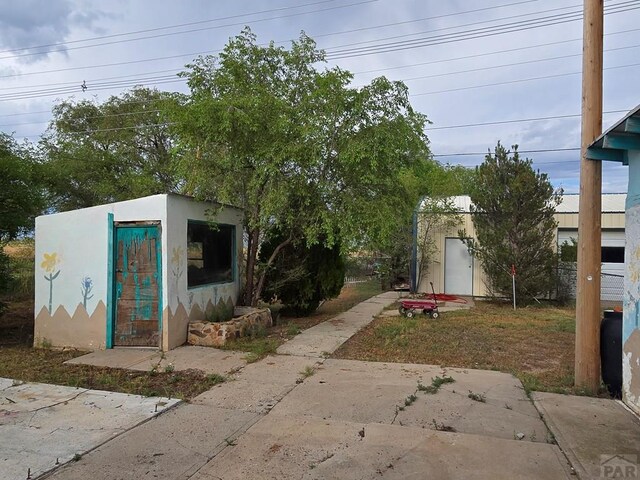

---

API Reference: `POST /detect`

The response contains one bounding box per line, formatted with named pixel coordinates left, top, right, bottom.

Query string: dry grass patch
left=0, top=346, right=226, bottom=400
left=0, top=281, right=381, bottom=396
left=334, top=301, right=586, bottom=395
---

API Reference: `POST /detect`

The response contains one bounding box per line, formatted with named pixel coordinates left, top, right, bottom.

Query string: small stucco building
left=415, top=193, right=625, bottom=300
left=584, top=104, right=640, bottom=414
left=34, top=194, right=243, bottom=351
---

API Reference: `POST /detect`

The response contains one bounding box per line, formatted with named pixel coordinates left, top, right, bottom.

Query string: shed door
left=445, top=238, right=473, bottom=296
left=113, top=224, right=161, bottom=347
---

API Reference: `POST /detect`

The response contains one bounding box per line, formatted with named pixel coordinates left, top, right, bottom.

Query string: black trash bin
left=601, top=309, right=623, bottom=398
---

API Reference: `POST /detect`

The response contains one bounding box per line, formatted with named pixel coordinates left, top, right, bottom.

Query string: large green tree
left=171, top=28, right=432, bottom=305
left=0, top=134, right=43, bottom=241
left=462, top=142, right=562, bottom=301
left=41, top=87, right=180, bottom=210
left=0, top=133, right=44, bottom=310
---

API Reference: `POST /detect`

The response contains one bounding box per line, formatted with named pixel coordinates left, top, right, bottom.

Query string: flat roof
left=587, top=104, right=640, bottom=165
left=421, top=194, right=626, bottom=214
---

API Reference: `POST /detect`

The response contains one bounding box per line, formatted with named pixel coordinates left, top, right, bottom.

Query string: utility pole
left=575, top=0, right=603, bottom=392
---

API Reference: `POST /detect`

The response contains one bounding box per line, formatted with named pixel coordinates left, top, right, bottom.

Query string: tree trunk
left=243, top=228, right=260, bottom=306
left=252, top=235, right=293, bottom=306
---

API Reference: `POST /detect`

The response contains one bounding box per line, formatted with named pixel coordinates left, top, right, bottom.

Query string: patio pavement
left=6, top=291, right=640, bottom=479
left=0, top=378, right=179, bottom=480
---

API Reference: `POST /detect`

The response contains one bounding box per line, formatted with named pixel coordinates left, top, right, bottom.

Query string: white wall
left=166, top=195, right=243, bottom=313
left=34, top=195, right=168, bottom=349
left=35, top=194, right=244, bottom=351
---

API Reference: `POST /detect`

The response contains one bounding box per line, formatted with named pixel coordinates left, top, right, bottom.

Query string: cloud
left=0, top=1, right=111, bottom=63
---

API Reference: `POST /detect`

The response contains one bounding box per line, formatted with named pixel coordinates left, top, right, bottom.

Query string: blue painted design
left=106, top=213, right=115, bottom=348
left=81, top=276, right=94, bottom=309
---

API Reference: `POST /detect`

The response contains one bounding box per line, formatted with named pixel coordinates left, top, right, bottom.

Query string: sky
left=0, top=0, right=637, bottom=193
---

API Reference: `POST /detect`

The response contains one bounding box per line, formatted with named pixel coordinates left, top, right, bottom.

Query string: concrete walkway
left=41, top=290, right=576, bottom=479
left=12, top=291, right=639, bottom=479
left=0, top=378, right=179, bottom=480
left=533, top=392, right=640, bottom=479
left=276, top=291, right=402, bottom=357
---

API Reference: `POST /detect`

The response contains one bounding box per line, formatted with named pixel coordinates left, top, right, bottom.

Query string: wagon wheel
left=430, top=311, right=440, bottom=319
left=406, top=309, right=415, bottom=318
left=399, top=305, right=407, bottom=316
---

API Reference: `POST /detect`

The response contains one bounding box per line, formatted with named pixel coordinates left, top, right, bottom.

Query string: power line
left=351, top=26, right=640, bottom=75
left=0, top=0, right=537, bottom=57
left=398, top=44, right=640, bottom=84
left=433, top=148, right=580, bottom=157
left=327, top=1, right=640, bottom=59
left=0, top=1, right=571, bottom=80
left=0, top=0, right=378, bottom=61
left=4, top=38, right=639, bottom=103
left=0, top=0, right=339, bottom=55
left=411, top=61, right=640, bottom=97
left=426, top=110, right=628, bottom=130
left=327, top=1, right=584, bottom=53
left=1, top=9, right=639, bottom=103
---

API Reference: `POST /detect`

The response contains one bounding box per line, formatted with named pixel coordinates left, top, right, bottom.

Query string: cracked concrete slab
left=0, top=379, right=179, bottom=480
left=132, top=346, right=247, bottom=375
left=270, top=360, right=550, bottom=443
left=45, top=404, right=260, bottom=480
left=191, top=414, right=571, bottom=480
left=193, top=355, right=321, bottom=413
left=65, top=346, right=246, bottom=375
left=64, top=348, right=158, bottom=369
left=533, top=392, right=640, bottom=479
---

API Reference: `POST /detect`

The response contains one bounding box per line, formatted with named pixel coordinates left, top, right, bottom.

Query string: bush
left=260, top=232, right=345, bottom=316
left=0, top=245, right=10, bottom=316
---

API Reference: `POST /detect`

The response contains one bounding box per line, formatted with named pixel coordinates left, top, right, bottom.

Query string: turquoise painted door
left=113, top=224, right=162, bottom=347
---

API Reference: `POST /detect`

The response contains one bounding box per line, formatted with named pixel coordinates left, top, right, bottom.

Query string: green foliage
left=0, top=247, right=9, bottom=315
left=41, top=87, right=181, bottom=210
left=462, top=143, right=562, bottom=302
left=0, top=134, right=43, bottom=308
left=170, top=28, right=431, bottom=305
left=371, top=162, right=470, bottom=291
left=0, top=134, right=44, bottom=241
left=417, top=197, right=463, bottom=288
left=206, top=297, right=234, bottom=323
left=559, top=238, right=578, bottom=262
left=260, top=230, right=345, bottom=316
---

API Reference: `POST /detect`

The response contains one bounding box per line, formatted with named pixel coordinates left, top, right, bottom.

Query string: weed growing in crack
left=468, top=391, right=486, bottom=403
left=418, top=375, right=455, bottom=394
left=404, top=394, right=417, bottom=407
left=431, top=419, right=456, bottom=432
left=300, top=366, right=315, bottom=379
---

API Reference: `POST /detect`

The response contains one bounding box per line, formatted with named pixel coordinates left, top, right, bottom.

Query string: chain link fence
left=557, top=264, right=624, bottom=303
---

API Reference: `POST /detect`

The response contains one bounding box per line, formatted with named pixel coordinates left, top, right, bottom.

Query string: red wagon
left=399, top=298, right=439, bottom=318
left=398, top=282, right=467, bottom=319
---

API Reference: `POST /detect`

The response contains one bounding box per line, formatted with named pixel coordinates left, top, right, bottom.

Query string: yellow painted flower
left=41, top=252, right=58, bottom=272
left=171, top=246, right=183, bottom=266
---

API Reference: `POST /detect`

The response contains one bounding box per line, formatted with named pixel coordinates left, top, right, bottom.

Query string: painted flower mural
left=41, top=252, right=60, bottom=313
left=171, top=245, right=184, bottom=304
left=81, top=276, right=94, bottom=309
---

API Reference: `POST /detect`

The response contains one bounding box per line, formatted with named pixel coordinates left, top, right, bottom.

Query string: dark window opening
left=187, top=221, right=234, bottom=288
left=601, top=246, right=624, bottom=264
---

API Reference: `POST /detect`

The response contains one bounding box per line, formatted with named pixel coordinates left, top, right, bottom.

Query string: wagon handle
left=430, top=282, right=437, bottom=307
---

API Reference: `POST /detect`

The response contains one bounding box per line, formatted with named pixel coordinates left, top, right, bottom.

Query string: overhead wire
left=0, top=0, right=379, bottom=61
left=328, top=1, right=640, bottom=59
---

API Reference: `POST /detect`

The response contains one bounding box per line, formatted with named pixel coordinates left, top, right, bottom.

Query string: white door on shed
left=445, top=238, right=473, bottom=295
